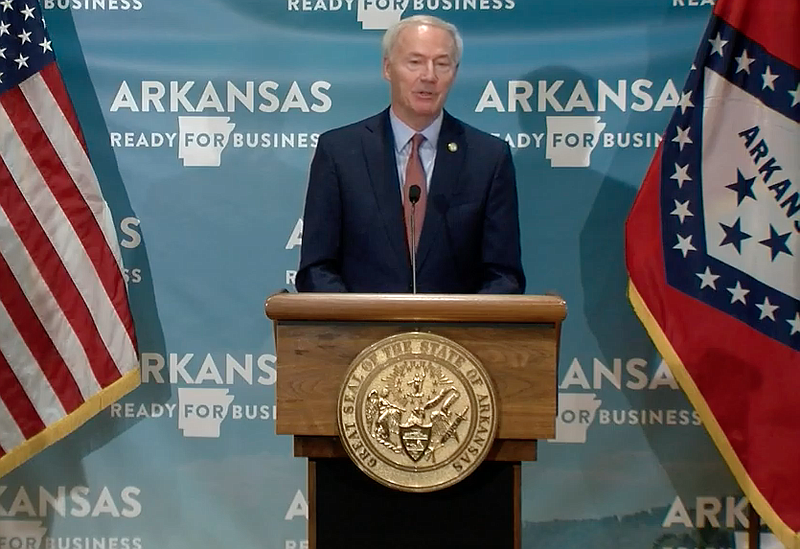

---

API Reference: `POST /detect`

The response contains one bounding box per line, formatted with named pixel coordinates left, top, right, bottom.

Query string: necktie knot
left=411, top=133, right=424, bottom=152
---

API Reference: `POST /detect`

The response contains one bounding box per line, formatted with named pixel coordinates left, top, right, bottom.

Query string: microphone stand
left=409, top=184, right=421, bottom=294
left=410, top=205, right=417, bottom=294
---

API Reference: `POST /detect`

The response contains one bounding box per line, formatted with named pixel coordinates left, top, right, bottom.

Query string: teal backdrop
left=2, top=1, right=771, bottom=548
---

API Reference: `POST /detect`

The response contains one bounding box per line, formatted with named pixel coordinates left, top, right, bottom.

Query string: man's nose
left=420, top=60, right=438, bottom=81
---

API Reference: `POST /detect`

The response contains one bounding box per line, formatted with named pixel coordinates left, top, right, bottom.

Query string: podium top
left=265, top=293, right=566, bottom=323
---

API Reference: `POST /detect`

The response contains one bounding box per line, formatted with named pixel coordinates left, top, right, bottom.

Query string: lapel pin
left=447, top=142, right=458, bottom=153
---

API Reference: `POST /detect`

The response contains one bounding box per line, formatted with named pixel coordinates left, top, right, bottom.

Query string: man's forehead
left=395, top=25, right=455, bottom=53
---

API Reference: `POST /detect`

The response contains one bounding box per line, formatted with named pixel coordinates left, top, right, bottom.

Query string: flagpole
left=748, top=504, right=761, bottom=549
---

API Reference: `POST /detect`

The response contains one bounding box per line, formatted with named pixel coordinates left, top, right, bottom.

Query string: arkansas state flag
left=625, top=0, right=799, bottom=547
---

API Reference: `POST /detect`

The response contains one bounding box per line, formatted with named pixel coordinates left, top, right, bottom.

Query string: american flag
left=0, top=0, right=138, bottom=476
left=626, top=0, right=799, bottom=547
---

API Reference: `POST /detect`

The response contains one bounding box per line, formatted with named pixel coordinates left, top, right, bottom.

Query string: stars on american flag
left=0, top=0, right=55, bottom=94
left=19, top=2, right=33, bottom=19
left=664, top=15, right=800, bottom=348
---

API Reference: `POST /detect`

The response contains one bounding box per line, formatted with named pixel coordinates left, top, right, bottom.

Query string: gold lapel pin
left=447, top=142, right=458, bottom=153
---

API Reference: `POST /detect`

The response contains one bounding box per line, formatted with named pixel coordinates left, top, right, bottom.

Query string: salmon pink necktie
left=403, top=133, right=427, bottom=252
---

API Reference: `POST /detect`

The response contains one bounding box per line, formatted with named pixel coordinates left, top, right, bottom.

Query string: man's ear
left=382, top=57, right=391, bottom=82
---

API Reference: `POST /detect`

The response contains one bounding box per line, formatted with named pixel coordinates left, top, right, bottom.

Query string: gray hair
left=381, top=15, right=463, bottom=66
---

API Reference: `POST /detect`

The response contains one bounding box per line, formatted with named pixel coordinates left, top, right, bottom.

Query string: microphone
left=409, top=184, right=421, bottom=294
left=409, top=184, right=421, bottom=205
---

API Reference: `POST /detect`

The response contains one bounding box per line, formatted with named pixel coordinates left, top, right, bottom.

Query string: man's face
left=383, top=24, right=458, bottom=129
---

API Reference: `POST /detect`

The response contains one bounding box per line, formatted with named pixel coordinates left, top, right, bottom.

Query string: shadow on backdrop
left=513, top=64, right=655, bottom=362
left=514, top=63, right=738, bottom=547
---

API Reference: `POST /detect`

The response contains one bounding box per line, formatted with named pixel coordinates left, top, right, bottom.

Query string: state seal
left=337, top=332, right=498, bottom=492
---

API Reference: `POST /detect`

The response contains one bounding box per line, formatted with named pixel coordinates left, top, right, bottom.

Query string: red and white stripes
left=0, top=63, right=138, bottom=461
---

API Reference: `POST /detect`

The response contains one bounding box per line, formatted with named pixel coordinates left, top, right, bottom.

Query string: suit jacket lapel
left=416, top=111, right=466, bottom=271
left=362, top=109, right=408, bottom=268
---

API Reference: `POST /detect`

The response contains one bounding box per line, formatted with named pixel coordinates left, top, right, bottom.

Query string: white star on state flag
left=39, top=38, right=51, bottom=53
left=677, top=91, right=694, bottom=114
left=696, top=267, right=719, bottom=290
left=788, top=313, right=800, bottom=336
left=0, top=20, right=10, bottom=36
left=674, top=234, right=696, bottom=258
left=727, top=281, right=749, bottom=305
left=735, top=50, right=755, bottom=74
left=18, top=28, right=31, bottom=44
left=0, top=0, right=12, bottom=11
left=671, top=199, right=693, bottom=224
left=20, top=3, right=34, bottom=19
left=755, top=297, right=778, bottom=321
left=671, top=163, right=692, bottom=189
left=708, top=33, right=728, bottom=57
left=14, top=53, right=28, bottom=68
left=762, top=66, right=779, bottom=90
left=672, top=126, right=692, bottom=151
left=789, top=83, right=800, bottom=107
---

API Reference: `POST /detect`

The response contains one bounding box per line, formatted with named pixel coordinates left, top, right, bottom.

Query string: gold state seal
left=337, top=332, right=498, bottom=492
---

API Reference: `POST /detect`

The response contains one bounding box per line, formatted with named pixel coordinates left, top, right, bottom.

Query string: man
left=296, top=15, right=525, bottom=294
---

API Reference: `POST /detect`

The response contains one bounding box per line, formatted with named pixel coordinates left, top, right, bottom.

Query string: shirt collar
left=389, top=108, right=443, bottom=153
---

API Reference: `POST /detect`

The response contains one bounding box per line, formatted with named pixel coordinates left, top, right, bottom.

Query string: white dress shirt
left=389, top=108, right=442, bottom=193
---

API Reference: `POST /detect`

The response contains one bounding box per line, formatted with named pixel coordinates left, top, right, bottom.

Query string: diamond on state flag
left=701, top=70, right=798, bottom=301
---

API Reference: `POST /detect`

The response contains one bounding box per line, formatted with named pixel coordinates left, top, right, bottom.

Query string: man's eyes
left=406, top=58, right=453, bottom=69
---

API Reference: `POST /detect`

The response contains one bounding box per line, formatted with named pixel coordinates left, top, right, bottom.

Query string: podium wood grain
left=266, top=294, right=565, bottom=549
left=274, top=322, right=557, bottom=441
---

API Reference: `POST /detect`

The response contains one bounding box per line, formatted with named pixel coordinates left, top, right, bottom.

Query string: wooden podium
left=265, top=293, right=566, bottom=549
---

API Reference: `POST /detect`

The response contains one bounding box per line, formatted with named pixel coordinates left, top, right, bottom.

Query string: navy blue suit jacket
left=296, top=109, right=525, bottom=294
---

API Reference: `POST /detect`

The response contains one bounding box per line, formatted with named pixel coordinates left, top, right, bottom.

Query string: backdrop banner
left=0, top=1, right=770, bottom=548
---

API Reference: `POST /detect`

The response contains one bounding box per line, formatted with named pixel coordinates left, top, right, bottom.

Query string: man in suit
left=296, top=15, right=525, bottom=294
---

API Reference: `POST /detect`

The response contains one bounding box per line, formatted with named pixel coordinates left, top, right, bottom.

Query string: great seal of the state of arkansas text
left=337, top=332, right=498, bottom=492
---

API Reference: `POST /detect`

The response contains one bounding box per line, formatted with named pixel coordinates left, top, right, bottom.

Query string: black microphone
left=409, top=184, right=421, bottom=294
left=409, top=184, right=421, bottom=204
